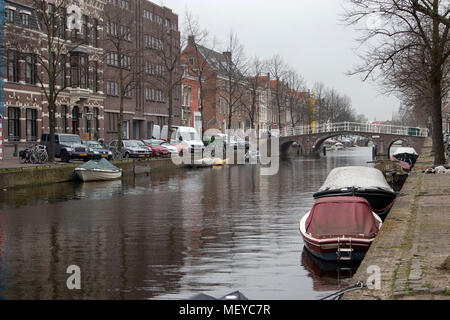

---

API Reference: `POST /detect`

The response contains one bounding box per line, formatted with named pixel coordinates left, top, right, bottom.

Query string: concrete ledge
left=342, top=137, right=450, bottom=300
left=0, top=158, right=183, bottom=189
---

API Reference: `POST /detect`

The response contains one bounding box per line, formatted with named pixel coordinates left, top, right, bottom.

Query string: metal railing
left=280, top=122, right=429, bottom=138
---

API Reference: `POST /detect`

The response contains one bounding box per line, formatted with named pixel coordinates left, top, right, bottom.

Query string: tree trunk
left=168, top=71, right=173, bottom=141
left=48, top=102, right=56, bottom=162
left=118, top=65, right=124, bottom=152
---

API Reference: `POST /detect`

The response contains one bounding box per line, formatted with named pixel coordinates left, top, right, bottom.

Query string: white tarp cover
left=392, top=147, right=418, bottom=156
left=318, top=166, right=394, bottom=192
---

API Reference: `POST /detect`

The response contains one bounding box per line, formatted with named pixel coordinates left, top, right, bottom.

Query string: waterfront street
left=0, top=147, right=373, bottom=300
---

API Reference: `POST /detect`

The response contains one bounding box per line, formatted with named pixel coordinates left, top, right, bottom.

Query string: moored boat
left=313, top=166, right=397, bottom=218
left=299, top=196, right=382, bottom=262
left=390, top=147, right=418, bottom=172
left=74, top=158, right=123, bottom=182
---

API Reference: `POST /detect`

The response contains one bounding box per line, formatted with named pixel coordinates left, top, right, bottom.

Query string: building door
left=194, top=112, right=202, bottom=136
left=72, top=106, right=79, bottom=134
left=133, top=120, right=140, bottom=139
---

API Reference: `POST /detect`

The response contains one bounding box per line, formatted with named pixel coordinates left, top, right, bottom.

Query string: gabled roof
left=196, top=44, right=244, bottom=79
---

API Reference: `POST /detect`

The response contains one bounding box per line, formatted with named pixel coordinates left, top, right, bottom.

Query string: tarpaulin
left=305, top=196, right=380, bottom=239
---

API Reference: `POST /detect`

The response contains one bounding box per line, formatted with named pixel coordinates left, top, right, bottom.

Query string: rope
left=319, top=281, right=366, bottom=300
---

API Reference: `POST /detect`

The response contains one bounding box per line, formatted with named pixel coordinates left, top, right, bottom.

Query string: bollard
left=14, top=143, right=18, bottom=157
left=323, top=146, right=326, bottom=156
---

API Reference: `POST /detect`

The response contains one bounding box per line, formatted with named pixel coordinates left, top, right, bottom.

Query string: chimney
left=223, top=51, right=232, bottom=60
left=188, top=35, right=195, bottom=45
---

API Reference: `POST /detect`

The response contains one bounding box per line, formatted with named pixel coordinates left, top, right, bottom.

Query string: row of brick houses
left=1, top=0, right=182, bottom=155
left=179, top=36, right=313, bottom=137
left=1, top=0, right=313, bottom=159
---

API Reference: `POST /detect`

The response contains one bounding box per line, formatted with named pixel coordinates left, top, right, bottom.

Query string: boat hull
left=299, top=211, right=381, bottom=262
left=74, top=168, right=122, bottom=182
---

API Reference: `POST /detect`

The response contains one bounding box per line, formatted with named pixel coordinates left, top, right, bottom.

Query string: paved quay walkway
left=342, top=138, right=450, bottom=300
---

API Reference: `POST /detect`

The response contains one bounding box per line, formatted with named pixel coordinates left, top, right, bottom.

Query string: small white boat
left=74, top=159, right=122, bottom=182
left=190, top=158, right=214, bottom=168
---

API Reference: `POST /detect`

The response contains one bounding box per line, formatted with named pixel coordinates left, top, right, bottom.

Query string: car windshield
left=60, top=135, right=81, bottom=143
left=87, top=141, right=103, bottom=149
left=152, top=140, right=165, bottom=145
left=124, top=141, right=139, bottom=147
left=134, top=141, right=147, bottom=147
left=161, top=142, right=170, bottom=147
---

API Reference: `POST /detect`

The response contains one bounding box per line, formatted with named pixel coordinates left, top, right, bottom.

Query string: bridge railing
left=280, top=122, right=428, bottom=137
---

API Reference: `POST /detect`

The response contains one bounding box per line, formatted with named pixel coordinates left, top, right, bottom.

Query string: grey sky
left=164, top=0, right=400, bottom=121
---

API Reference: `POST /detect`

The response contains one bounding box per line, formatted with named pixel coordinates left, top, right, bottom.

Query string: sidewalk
left=342, top=137, right=450, bottom=300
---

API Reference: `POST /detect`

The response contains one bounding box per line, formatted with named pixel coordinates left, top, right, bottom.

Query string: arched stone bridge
left=279, top=122, right=428, bottom=158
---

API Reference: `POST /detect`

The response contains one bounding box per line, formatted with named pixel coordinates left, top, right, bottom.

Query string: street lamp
left=85, top=111, right=93, bottom=140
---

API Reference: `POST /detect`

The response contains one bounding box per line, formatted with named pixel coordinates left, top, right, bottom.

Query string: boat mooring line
left=319, top=281, right=366, bottom=300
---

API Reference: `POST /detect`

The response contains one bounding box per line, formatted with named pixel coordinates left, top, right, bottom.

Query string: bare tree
left=218, top=32, right=248, bottom=131
left=344, top=0, right=450, bottom=164
left=267, top=55, right=289, bottom=130
left=13, top=0, right=85, bottom=161
left=183, top=11, right=217, bottom=138
left=242, top=57, right=265, bottom=135
left=151, top=10, right=184, bottom=140
left=285, top=69, right=308, bottom=128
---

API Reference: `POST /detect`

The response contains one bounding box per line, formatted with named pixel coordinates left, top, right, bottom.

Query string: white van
left=169, top=126, right=205, bottom=153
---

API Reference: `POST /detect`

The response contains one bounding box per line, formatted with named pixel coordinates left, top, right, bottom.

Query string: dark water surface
left=0, top=147, right=373, bottom=300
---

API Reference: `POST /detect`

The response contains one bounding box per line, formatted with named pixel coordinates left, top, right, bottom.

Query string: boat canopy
left=318, top=166, right=394, bottom=193
left=76, top=158, right=120, bottom=171
left=392, top=147, right=418, bottom=156
left=305, top=196, right=380, bottom=239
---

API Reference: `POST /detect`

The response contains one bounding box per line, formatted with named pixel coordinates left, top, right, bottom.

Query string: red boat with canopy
left=299, top=196, right=382, bottom=261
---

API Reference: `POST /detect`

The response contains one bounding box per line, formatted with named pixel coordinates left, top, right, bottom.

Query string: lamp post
left=85, top=111, right=93, bottom=140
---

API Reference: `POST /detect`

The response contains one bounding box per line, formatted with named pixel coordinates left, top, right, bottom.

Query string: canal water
left=0, top=146, right=374, bottom=300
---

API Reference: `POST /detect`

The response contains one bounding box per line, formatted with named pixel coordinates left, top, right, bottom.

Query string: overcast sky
left=164, top=0, right=400, bottom=121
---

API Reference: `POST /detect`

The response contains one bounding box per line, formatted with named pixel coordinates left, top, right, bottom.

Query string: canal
left=0, top=146, right=374, bottom=300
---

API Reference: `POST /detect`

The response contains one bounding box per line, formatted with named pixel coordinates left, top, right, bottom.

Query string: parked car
left=82, top=140, right=113, bottom=160
left=40, top=133, right=93, bottom=162
left=141, top=139, right=171, bottom=157
left=144, top=139, right=178, bottom=156
left=108, top=140, right=152, bottom=159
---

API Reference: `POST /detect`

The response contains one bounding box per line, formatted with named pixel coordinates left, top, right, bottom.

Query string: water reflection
left=0, top=147, right=373, bottom=299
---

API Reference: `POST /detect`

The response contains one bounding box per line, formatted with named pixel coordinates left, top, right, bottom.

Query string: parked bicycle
left=19, top=144, right=48, bottom=164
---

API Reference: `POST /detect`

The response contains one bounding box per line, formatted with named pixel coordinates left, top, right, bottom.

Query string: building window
left=7, top=51, right=19, bottom=82
left=92, top=61, right=99, bottom=93
left=92, top=19, right=98, bottom=47
left=59, top=7, right=66, bottom=39
left=26, top=109, right=37, bottom=141
left=61, top=105, right=67, bottom=133
left=106, top=81, right=119, bottom=96
left=61, top=54, right=67, bottom=88
left=25, top=54, right=36, bottom=85
left=8, top=107, right=21, bottom=141
left=183, top=86, right=192, bottom=107
left=21, top=13, right=29, bottom=26
left=118, top=0, right=129, bottom=10
left=6, top=9, right=14, bottom=23
left=81, top=15, right=88, bottom=42
left=120, top=25, right=131, bottom=41
left=71, top=53, right=88, bottom=88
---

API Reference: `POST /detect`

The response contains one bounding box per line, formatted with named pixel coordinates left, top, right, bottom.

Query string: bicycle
left=20, top=144, right=48, bottom=164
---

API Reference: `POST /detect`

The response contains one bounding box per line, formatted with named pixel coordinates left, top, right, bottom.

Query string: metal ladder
left=336, top=237, right=353, bottom=261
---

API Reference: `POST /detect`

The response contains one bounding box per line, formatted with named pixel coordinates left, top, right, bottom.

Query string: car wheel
left=124, top=152, right=130, bottom=159
left=61, top=150, right=70, bottom=163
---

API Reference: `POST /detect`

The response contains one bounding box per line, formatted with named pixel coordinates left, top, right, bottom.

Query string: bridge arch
left=387, top=137, right=417, bottom=156
left=312, top=133, right=378, bottom=154
left=280, top=139, right=304, bottom=156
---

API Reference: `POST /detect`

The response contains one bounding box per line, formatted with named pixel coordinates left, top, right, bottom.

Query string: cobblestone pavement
left=343, top=138, right=450, bottom=300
